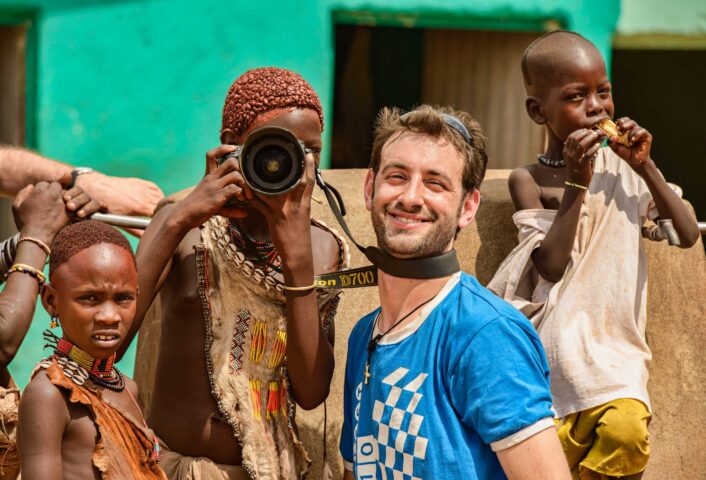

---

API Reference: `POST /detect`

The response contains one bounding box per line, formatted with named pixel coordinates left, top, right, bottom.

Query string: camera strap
left=313, top=168, right=460, bottom=287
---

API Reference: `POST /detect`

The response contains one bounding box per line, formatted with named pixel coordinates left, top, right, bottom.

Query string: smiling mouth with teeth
left=93, top=334, right=119, bottom=341
left=390, top=213, right=429, bottom=224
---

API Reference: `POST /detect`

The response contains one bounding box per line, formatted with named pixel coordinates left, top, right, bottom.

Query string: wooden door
left=422, top=29, right=545, bottom=169
left=0, top=25, right=27, bottom=239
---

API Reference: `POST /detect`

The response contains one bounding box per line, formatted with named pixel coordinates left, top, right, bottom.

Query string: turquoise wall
left=0, top=0, right=619, bottom=387
left=618, top=0, right=706, bottom=35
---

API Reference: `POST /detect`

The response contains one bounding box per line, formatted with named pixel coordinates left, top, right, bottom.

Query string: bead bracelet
left=18, top=236, right=51, bottom=256
left=6, top=263, right=46, bottom=286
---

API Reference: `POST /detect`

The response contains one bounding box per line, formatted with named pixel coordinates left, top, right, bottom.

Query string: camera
left=218, top=126, right=309, bottom=195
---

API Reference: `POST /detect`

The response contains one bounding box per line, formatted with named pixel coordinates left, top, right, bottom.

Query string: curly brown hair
left=369, top=105, right=488, bottom=193
left=221, top=67, right=323, bottom=137
left=49, top=220, right=135, bottom=278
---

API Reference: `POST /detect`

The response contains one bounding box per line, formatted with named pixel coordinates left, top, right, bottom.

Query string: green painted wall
left=1, top=0, right=618, bottom=387
left=618, top=0, right=706, bottom=35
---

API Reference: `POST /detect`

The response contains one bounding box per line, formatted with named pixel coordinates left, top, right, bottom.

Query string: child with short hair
left=489, top=30, right=699, bottom=480
left=18, top=220, right=166, bottom=479
left=0, top=181, right=101, bottom=480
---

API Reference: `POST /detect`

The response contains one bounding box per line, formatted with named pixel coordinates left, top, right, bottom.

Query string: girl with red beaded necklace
left=17, top=221, right=166, bottom=479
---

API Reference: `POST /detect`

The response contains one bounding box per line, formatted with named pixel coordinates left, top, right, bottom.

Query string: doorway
left=0, top=24, right=27, bottom=239
left=331, top=25, right=543, bottom=170
left=611, top=48, right=706, bottom=223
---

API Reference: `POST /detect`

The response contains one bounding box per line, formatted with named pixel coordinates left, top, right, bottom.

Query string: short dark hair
left=369, top=105, right=488, bottom=193
left=521, top=30, right=600, bottom=94
left=49, top=220, right=135, bottom=278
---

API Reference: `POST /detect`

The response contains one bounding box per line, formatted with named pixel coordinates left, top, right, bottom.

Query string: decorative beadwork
left=268, top=330, right=287, bottom=369
left=229, top=310, right=250, bottom=373
left=197, top=217, right=350, bottom=479
left=207, top=217, right=284, bottom=294
left=266, top=381, right=279, bottom=420
left=249, top=320, right=267, bottom=365
left=321, top=294, right=341, bottom=335
left=249, top=379, right=262, bottom=421
left=537, top=153, right=566, bottom=168
left=42, top=331, right=124, bottom=391
left=35, top=356, right=91, bottom=386
left=57, top=337, right=116, bottom=376
left=228, top=221, right=283, bottom=274
left=194, top=243, right=255, bottom=479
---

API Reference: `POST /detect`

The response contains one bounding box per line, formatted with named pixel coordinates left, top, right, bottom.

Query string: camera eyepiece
left=219, top=126, right=307, bottom=196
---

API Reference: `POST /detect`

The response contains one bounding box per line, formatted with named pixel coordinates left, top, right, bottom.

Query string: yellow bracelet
left=282, top=282, right=317, bottom=292
left=18, top=236, right=51, bottom=256
left=564, top=181, right=588, bottom=191
left=7, top=263, right=46, bottom=286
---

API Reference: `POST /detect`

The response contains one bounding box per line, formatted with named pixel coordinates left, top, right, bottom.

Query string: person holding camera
left=124, top=67, right=347, bottom=479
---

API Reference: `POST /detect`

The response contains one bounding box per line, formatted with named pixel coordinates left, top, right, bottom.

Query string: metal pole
left=90, top=212, right=150, bottom=230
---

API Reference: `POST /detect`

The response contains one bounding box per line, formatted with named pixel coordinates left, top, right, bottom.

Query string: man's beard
left=371, top=200, right=460, bottom=259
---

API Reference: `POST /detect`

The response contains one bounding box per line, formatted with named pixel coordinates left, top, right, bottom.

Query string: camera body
left=218, top=126, right=309, bottom=195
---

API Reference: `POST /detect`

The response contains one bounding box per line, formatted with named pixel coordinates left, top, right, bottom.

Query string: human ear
left=457, top=189, right=481, bottom=230
left=40, top=283, right=58, bottom=317
left=364, top=169, right=375, bottom=212
left=220, top=128, right=237, bottom=145
left=525, top=97, right=546, bottom=125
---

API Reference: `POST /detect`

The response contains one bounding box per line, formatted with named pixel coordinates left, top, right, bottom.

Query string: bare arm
left=0, top=145, right=164, bottom=218
left=17, top=373, right=70, bottom=480
left=0, top=147, right=67, bottom=196
left=118, top=203, right=179, bottom=359
left=610, top=117, right=699, bottom=248
left=496, top=427, right=571, bottom=480
left=343, top=469, right=354, bottom=480
left=258, top=156, right=335, bottom=409
left=117, top=146, right=248, bottom=359
left=510, top=129, right=604, bottom=283
left=0, top=183, right=100, bottom=369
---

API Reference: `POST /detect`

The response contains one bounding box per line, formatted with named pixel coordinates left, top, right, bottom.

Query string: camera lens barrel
left=239, top=126, right=307, bottom=195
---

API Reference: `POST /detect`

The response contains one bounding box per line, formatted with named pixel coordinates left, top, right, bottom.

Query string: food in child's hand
left=595, top=118, right=631, bottom=146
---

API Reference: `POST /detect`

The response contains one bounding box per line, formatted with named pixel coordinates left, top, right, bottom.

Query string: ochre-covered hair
left=221, top=67, right=324, bottom=137
left=49, top=220, right=135, bottom=278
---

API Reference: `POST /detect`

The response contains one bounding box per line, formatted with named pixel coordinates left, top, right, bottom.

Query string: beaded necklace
left=40, top=331, right=158, bottom=461
left=228, top=221, right=282, bottom=273
left=537, top=153, right=566, bottom=168
left=50, top=333, right=125, bottom=392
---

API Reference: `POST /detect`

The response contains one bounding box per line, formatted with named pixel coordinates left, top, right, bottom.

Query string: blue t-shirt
left=340, top=273, right=554, bottom=480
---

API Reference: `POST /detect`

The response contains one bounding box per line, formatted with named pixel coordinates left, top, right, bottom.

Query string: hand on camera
left=608, top=117, right=653, bottom=170
left=563, top=128, right=606, bottom=187
left=176, top=145, right=252, bottom=228
left=248, top=151, right=317, bottom=223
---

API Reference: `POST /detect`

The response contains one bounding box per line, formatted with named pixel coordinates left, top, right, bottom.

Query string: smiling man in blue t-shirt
left=340, top=105, right=571, bottom=480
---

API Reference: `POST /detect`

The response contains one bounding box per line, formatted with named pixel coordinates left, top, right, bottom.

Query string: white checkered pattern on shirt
left=370, top=367, right=429, bottom=480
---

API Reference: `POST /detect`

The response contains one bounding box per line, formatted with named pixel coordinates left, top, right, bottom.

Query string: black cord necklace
left=364, top=296, right=435, bottom=385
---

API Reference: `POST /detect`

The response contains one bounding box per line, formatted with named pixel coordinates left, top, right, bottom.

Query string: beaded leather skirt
left=197, top=216, right=348, bottom=480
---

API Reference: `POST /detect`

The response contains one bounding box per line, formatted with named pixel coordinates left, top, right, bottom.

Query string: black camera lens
left=240, top=127, right=306, bottom=195
left=252, top=145, right=293, bottom=185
